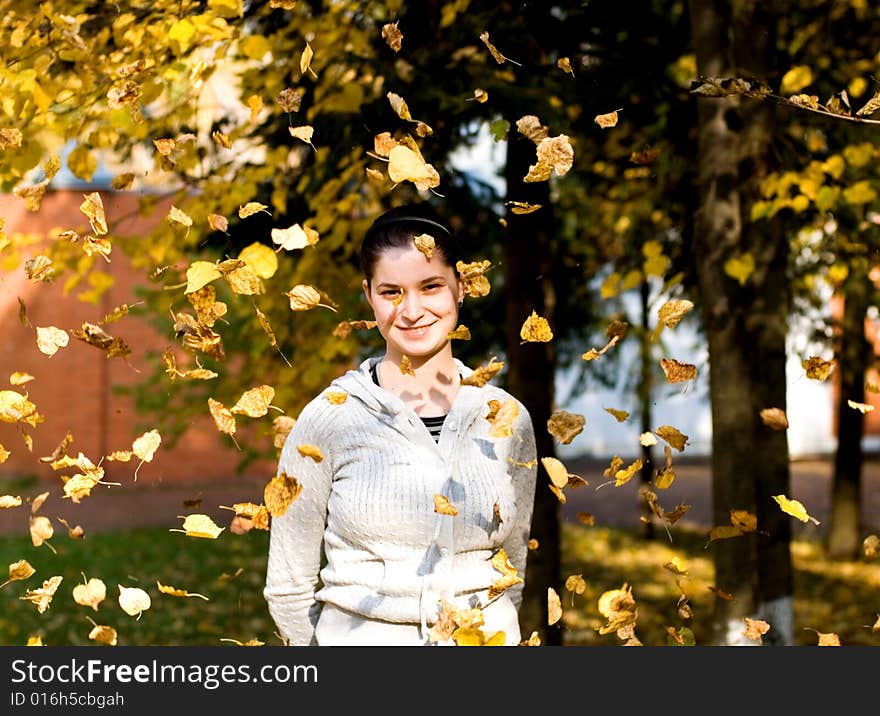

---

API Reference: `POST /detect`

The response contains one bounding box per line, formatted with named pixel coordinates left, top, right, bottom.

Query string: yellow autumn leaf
left=548, top=587, right=563, bottom=625
left=413, top=233, right=435, bottom=259
left=208, top=398, right=237, bottom=435
left=238, top=242, right=278, bottom=279
left=271, top=224, right=319, bottom=251
left=847, top=399, right=874, bottom=413
left=772, top=494, right=821, bottom=525
left=88, top=624, right=118, bottom=646
left=132, top=430, right=161, bottom=462
left=780, top=65, right=814, bottom=95
left=1, top=559, right=35, bottom=588
left=387, top=144, right=440, bottom=191
left=325, top=391, right=348, bottom=405
left=289, top=125, right=315, bottom=149
left=547, top=410, right=586, bottom=444
left=723, top=253, right=755, bottom=286
left=382, top=22, right=403, bottom=52
left=29, top=515, right=53, bottom=547
left=520, top=310, right=553, bottom=343
left=157, top=580, right=209, bottom=601
left=803, top=356, right=833, bottom=381
left=0, top=495, right=22, bottom=508
left=300, top=41, right=315, bottom=77
left=540, top=457, right=570, bottom=489
left=238, top=201, right=270, bottom=219
left=605, top=407, right=629, bottom=422
left=760, top=407, right=789, bottom=430
left=35, top=326, right=70, bottom=357
left=614, top=458, right=643, bottom=486
left=171, top=513, right=225, bottom=539
left=594, top=110, right=619, bottom=128
left=72, top=577, right=106, bottom=611
left=230, top=385, right=275, bottom=418
left=185, top=261, right=221, bottom=294
left=264, top=472, right=303, bottom=517
left=117, top=584, right=151, bottom=617
left=20, top=576, right=63, bottom=613
left=657, top=299, right=694, bottom=329
left=660, top=358, right=698, bottom=384
left=79, top=192, right=108, bottom=235
left=488, top=399, right=519, bottom=438
left=655, top=425, right=688, bottom=452
left=296, top=444, right=323, bottom=462
left=433, top=494, right=458, bottom=516
left=208, top=213, right=228, bottom=232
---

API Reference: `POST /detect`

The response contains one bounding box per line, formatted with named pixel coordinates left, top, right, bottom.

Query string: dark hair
left=360, top=204, right=461, bottom=283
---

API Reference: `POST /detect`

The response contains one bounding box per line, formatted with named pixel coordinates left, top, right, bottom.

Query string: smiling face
left=363, top=244, right=464, bottom=365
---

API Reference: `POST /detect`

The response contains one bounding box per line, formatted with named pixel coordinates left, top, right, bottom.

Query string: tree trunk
left=827, top=260, right=870, bottom=559
left=504, top=126, right=560, bottom=645
left=639, top=279, right=656, bottom=539
left=688, top=0, right=794, bottom=645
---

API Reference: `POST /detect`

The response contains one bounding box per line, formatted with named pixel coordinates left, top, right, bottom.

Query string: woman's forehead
left=371, top=245, right=456, bottom=283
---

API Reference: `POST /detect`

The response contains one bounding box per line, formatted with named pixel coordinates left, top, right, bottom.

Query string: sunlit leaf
left=433, top=494, right=458, bottom=516
left=20, top=576, right=62, bottom=613
left=171, top=514, right=225, bottom=539
left=117, top=585, right=151, bottom=618
left=772, top=494, right=821, bottom=525
left=264, top=472, right=303, bottom=517
left=73, top=577, right=106, bottom=611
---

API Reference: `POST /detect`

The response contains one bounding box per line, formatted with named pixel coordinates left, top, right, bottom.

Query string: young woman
left=264, top=204, right=537, bottom=646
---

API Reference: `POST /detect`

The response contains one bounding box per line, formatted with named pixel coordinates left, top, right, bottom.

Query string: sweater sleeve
left=263, top=398, right=335, bottom=646
left=501, top=402, right=538, bottom=612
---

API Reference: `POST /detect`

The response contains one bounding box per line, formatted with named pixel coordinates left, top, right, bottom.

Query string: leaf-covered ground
left=0, top=523, right=877, bottom=646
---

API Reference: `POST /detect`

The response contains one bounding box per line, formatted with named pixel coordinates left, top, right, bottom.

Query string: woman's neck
left=377, top=350, right=460, bottom=417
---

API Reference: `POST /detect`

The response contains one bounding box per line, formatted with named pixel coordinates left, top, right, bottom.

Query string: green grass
left=0, top=528, right=276, bottom=646
left=1, top=523, right=877, bottom=646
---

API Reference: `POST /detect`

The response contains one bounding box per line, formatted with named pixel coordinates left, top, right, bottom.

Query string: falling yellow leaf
left=167, top=205, right=193, bottom=231
left=184, top=261, right=222, bottom=295
left=614, top=458, right=643, bottom=487
left=744, top=617, right=770, bottom=642
left=433, top=494, right=458, bottom=516
left=387, top=144, right=440, bottom=191
left=381, top=22, right=403, bottom=52
left=548, top=587, right=563, bottom=625
left=456, top=259, right=492, bottom=298
left=657, top=299, right=694, bottom=329
left=79, top=192, right=108, bottom=235
left=9, top=372, right=34, bottom=387
left=863, top=534, right=880, bottom=558
left=639, top=432, right=658, bottom=447
left=547, top=410, right=585, bottom=444
left=20, top=576, right=63, bottom=614
left=447, top=325, right=471, bottom=341
left=1, top=559, right=35, bottom=589
left=488, top=399, right=519, bottom=438
left=238, top=242, right=279, bottom=279
left=655, top=425, right=688, bottom=452
left=29, top=515, right=53, bottom=548
left=605, top=407, right=629, bottom=422
left=541, top=457, right=571, bottom=489
left=271, top=223, right=319, bottom=252
left=847, top=399, right=874, bottom=413
left=296, top=444, right=324, bottom=462
left=157, top=581, right=209, bottom=601
left=524, top=135, right=574, bottom=183
left=660, top=358, right=698, bottom=383
left=239, top=202, right=271, bottom=219
left=231, top=385, right=275, bottom=418
left=289, top=125, right=315, bottom=150
left=723, top=253, right=755, bottom=285
left=35, top=326, right=70, bottom=357
left=0, top=495, right=22, bottom=509
left=300, top=41, right=316, bottom=78
left=208, top=213, right=228, bottom=232
left=88, top=624, right=118, bottom=646
left=461, top=357, right=503, bottom=387
left=72, top=577, right=106, bottom=611
left=264, top=472, right=303, bottom=517
left=208, top=398, right=237, bottom=436
left=399, top=355, right=415, bottom=376
left=25, top=255, right=54, bottom=283
left=479, top=31, right=520, bottom=66
left=594, top=110, right=620, bottom=128
left=132, top=430, right=161, bottom=462
left=488, top=548, right=523, bottom=600
left=117, top=584, right=151, bottom=618
left=413, top=233, right=435, bottom=259
left=772, top=494, right=821, bottom=525
left=325, top=391, right=348, bottom=405
left=557, top=57, right=574, bottom=76
left=803, top=356, right=833, bottom=381
left=520, top=310, right=553, bottom=343
left=473, top=88, right=489, bottom=103
left=286, top=284, right=322, bottom=311
left=760, top=407, right=789, bottom=430
left=171, top=513, right=225, bottom=539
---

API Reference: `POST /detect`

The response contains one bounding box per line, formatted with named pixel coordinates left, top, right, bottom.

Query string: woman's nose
left=399, top=290, right=423, bottom=318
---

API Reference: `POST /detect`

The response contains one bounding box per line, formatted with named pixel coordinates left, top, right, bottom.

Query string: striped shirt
left=371, top=362, right=447, bottom=442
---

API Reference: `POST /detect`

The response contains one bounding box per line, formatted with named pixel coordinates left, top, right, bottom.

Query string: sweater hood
left=330, top=356, right=478, bottom=418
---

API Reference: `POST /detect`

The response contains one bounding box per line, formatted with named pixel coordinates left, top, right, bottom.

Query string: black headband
left=365, top=215, right=453, bottom=241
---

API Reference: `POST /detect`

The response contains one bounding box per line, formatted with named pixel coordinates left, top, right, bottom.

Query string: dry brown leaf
left=547, top=410, right=585, bottom=444
left=381, top=22, right=403, bottom=52
left=803, top=356, right=833, bottom=381
left=660, top=358, right=698, bottom=383
left=264, top=472, right=303, bottom=518
left=744, top=617, right=770, bottom=642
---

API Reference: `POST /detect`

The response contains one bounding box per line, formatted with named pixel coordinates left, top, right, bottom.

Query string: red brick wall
left=0, top=190, right=276, bottom=487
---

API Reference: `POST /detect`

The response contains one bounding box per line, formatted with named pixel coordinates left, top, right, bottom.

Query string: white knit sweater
left=263, top=356, right=538, bottom=646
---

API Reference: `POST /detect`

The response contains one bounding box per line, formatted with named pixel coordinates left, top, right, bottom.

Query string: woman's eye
left=423, top=284, right=441, bottom=291
left=381, top=289, right=401, bottom=296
